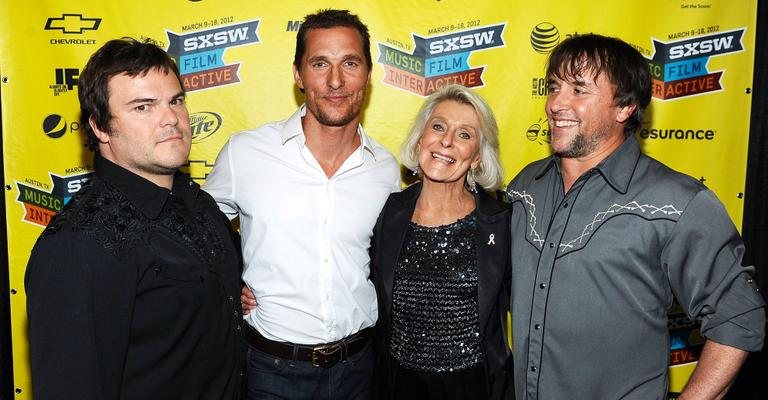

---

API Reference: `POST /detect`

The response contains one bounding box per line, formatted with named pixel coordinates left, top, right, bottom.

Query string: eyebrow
left=308, top=54, right=363, bottom=63
left=124, top=91, right=185, bottom=106
left=548, top=77, right=590, bottom=88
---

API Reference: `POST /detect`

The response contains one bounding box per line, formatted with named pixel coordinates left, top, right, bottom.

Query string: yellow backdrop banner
left=1, top=0, right=757, bottom=398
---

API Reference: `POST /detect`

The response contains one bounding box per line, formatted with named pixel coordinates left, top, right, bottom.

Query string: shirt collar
left=94, top=155, right=199, bottom=219
left=534, top=135, right=641, bottom=194
left=279, top=104, right=379, bottom=161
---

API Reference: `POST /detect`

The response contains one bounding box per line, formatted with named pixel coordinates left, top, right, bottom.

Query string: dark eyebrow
left=572, top=79, right=589, bottom=87
left=344, top=54, right=364, bottom=62
left=307, top=55, right=328, bottom=64
left=125, top=91, right=185, bottom=106
left=125, top=97, right=157, bottom=106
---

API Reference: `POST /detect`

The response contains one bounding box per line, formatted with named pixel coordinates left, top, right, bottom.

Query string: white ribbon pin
left=487, top=233, right=495, bottom=245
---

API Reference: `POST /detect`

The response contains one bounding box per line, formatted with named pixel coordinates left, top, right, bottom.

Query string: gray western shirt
left=506, top=135, right=765, bottom=400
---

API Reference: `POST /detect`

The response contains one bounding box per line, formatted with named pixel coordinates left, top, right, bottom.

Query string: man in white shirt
left=203, top=9, right=400, bottom=399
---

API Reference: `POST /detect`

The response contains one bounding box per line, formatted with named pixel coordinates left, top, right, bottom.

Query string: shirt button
left=549, top=243, right=554, bottom=248
left=534, top=324, right=541, bottom=330
left=539, top=283, right=547, bottom=289
left=530, top=366, right=537, bottom=372
left=562, top=202, right=569, bottom=208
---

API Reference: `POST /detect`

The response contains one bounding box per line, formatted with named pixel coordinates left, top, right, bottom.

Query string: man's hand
left=240, top=286, right=257, bottom=315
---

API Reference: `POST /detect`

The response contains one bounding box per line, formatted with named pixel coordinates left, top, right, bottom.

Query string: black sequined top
left=389, top=213, right=483, bottom=372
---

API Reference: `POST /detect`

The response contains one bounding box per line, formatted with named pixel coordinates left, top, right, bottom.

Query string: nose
left=328, top=65, right=343, bottom=90
left=440, top=132, right=453, bottom=147
left=161, top=104, right=181, bottom=127
left=547, top=90, right=569, bottom=115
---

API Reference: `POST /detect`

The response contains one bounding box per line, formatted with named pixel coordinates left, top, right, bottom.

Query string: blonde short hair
left=400, top=84, right=503, bottom=190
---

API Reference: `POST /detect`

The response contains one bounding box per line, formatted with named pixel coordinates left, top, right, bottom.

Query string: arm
left=26, top=232, right=134, bottom=399
left=662, top=190, right=765, bottom=398
left=202, top=137, right=240, bottom=219
left=678, top=339, right=748, bottom=400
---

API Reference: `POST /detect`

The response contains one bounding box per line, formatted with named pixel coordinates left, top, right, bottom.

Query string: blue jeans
left=246, top=341, right=374, bottom=399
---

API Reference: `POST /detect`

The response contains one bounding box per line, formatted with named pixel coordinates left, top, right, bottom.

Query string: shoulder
left=635, top=153, right=707, bottom=205
left=508, top=157, right=553, bottom=189
left=475, top=189, right=510, bottom=230
left=224, top=120, right=286, bottom=149
left=40, top=176, right=147, bottom=257
left=362, top=133, right=399, bottom=168
left=376, top=183, right=419, bottom=222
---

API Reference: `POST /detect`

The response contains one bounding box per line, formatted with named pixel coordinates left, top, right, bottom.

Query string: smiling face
left=293, top=26, right=371, bottom=128
left=91, top=68, right=191, bottom=188
left=417, top=100, right=481, bottom=187
left=546, top=69, right=633, bottom=159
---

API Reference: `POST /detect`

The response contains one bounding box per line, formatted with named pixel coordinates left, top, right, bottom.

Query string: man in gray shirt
left=506, top=33, right=765, bottom=399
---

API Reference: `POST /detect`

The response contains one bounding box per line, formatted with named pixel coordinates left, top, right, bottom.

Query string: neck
left=413, top=179, right=476, bottom=227
left=560, top=133, right=625, bottom=193
left=302, top=116, right=362, bottom=178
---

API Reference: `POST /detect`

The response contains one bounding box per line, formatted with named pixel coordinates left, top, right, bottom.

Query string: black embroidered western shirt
left=26, top=156, right=244, bottom=399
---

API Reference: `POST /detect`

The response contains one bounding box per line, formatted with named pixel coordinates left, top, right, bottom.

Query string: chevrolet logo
left=184, top=160, right=216, bottom=183
left=45, top=14, right=101, bottom=34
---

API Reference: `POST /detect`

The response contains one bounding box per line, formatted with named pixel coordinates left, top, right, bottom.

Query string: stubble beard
left=309, top=89, right=366, bottom=128
left=554, top=125, right=611, bottom=159
left=315, top=106, right=359, bottom=127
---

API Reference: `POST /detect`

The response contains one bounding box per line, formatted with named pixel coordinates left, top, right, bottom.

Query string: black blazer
left=371, top=182, right=513, bottom=399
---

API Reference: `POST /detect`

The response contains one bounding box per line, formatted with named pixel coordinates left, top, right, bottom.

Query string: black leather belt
left=244, top=325, right=372, bottom=368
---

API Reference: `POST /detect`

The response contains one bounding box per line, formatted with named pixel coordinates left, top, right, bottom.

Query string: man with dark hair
left=506, top=33, right=765, bottom=399
left=26, top=38, right=244, bottom=399
left=204, top=9, right=399, bottom=399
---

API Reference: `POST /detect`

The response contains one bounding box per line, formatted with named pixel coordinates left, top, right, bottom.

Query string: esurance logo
left=166, top=19, right=260, bottom=92
left=378, top=23, right=505, bottom=96
left=648, top=28, right=744, bottom=100
left=44, top=14, right=101, bottom=34
left=16, top=170, right=92, bottom=227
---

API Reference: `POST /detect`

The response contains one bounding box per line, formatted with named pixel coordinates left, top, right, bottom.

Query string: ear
left=293, top=64, right=304, bottom=90
left=471, top=153, right=481, bottom=170
left=616, top=104, right=637, bottom=124
left=89, top=116, right=110, bottom=144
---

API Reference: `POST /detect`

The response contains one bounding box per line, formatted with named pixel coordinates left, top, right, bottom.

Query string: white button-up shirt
left=204, top=105, right=400, bottom=344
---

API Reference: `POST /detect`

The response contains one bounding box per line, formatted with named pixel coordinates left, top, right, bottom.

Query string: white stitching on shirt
left=559, top=201, right=683, bottom=251
left=507, top=189, right=544, bottom=247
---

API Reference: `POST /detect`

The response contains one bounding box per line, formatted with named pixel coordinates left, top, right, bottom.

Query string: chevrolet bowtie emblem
left=45, top=14, right=102, bottom=34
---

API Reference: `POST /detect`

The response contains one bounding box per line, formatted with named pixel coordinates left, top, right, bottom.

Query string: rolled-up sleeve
left=662, top=189, right=765, bottom=351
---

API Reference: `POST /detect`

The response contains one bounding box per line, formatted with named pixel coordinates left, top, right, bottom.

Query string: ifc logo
left=530, top=22, right=560, bottom=54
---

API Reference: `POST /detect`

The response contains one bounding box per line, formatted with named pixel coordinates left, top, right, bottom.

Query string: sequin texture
left=389, top=213, right=483, bottom=372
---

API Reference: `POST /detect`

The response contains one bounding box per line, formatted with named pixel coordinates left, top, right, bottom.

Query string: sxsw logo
left=44, top=14, right=101, bottom=34
left=648, top=28, right=745, bottom=100
left=16, top=171, right=92, bottom=227
left=378, top=23, right=506, bottom=96
left=166, top=19, right=261, bottom=92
